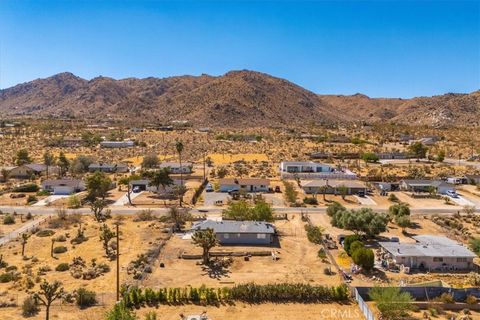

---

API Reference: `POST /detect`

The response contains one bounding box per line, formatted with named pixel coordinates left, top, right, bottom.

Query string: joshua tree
left=175, top=140, right=184, bottom=186
left=169, top=206, right=191, bottom=232
left=99, top=223, right=116, bottom=257
left=337, top=185, right=348, bottom=200
left=21, top=233, right=30, bottom=257
left=50, top=239, right=56, bottom=258
left=90, top=199, right=110, bottom=222
left=192, top=228, right=218, bottom=265
left=34, top=280, right=65, bottom=320
left=119, top=174, right=141, bottom=206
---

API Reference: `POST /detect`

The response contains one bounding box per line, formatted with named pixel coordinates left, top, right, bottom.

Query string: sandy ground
left=143, top=215, right=343, bottom=288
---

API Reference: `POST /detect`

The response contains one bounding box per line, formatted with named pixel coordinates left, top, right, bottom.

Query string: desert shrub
left=36, top=229, right=55, bottom=237
left=106, top=301, right=137, bottom=320
left=3, top=214, right=15, bottom=225
left=317, top=248, right=327, bottom=260
left=323, top=267, right=333, bottom=275
left=53, top=246, right=68, bottom=254
left=437, top=292, right=455, bottom=304
left=0, top=272, right=15, bottom=283
left=388, top=193, right=399, bottom=202
left=97, top=263, right=111, bottom=273
left=36, top=190, right=50, bottom=196
left=75, top=287, right=97, bottom=308
left=5, top=265, right=17, bottom=272
left=55, top=263, right=70, bottom=272
left=303, top=197, right=318, bottom=205
left=470, top=238, right=480, bottom=256
left=466, top=295, right=477, bottom=305
left=21, top=295, right=39, bottom=317
left=134, top=209, right=155, bottom=222
left=25, top=212, right=33, bottom=220
left=13, top=184, right=39, bottom=192
left=27, top=195, right=38, bottom=204
left=305, top=225, right=323, bottom=244
left=67, top=195, right=82, bottom=209
left=55, top=235, right=67, bottom=242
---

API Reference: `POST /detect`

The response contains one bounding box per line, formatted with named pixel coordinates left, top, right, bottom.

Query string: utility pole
left=203, top=150, right=206, bottom=181
left=116, top=222, right=120, bottom=302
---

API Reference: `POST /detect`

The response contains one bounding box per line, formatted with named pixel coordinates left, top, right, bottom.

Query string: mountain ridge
left=1, top=70, right=478, bottom=127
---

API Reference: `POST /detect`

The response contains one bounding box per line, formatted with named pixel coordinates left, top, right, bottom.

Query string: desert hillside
left=0, top=70, right=478, bottom=127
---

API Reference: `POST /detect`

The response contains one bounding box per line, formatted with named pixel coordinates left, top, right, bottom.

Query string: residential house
left=129, top=179, right=181, bottom=194
left=192, top=220, right=276, bottom=245
left=88, top=163, right=129, bottom=173
left=279, top=161, right=356, bottom=179
left=446, top=176, right=468, bottom=185
left=376, top=152, right=408, bottom=160
left=9, top=164, right=59, bottom=179
left=100, top=140, right=135, bottom=148
left=42, top=179, right=85, bottom=195
left=465, top=175, right=480, bottom=185
left=160, top=162, right=193, bottom=174
left=399, top=179, right=454, bottom=194
left=302, top=179, right=367, bottom=196
left=218, top=178, right=270, bottom=193
left=379, top=235, right=477, bottom=271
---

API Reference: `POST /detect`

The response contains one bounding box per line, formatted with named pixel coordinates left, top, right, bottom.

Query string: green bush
left=352, top=248, right=374, bottom=271
left=3, top=214, right=15, bottom=225
left=343, top=235, right=361, bottom=254
left=303, top=197, right=318, bottom=205
left=36, top=229, right=55, bottom=237
left=53, top=246, right=68, bottom=254
left=13, top=184, right=39, bottom=192
left=55, top=263, right=70, bottom=272
left=0, top=272, right=15, bottom=283
left=27, top=195, right=38, bottom=204
left=305, top=225, right=323, bottom=244
left=75, top=287, right=97, bottom=308
left=21, top=295, right=39, bottom=317
left=466, top=295, right=477, bottom=305
left=349, top=241, right=364, bottom=255
left=36, top=190, right=51, bottom=196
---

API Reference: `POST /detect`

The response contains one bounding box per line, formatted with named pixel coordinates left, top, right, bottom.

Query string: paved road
left=444, top=158, right=480, bottom=169
left=112, top=191, right=144, bottom=206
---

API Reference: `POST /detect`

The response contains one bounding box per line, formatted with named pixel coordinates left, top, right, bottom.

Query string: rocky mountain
left=0, top=70, right=478, bottom=128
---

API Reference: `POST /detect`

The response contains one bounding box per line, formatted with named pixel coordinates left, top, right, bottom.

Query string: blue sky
left=0, top=0, right=479, bottom=97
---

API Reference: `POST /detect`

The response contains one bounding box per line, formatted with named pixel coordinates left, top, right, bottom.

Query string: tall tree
left=57, top=152, right=70, bottom=177
left=34, top=281, right=65, bottom=320
left=192, top=228, right=218, bottom=265
left=141, top=154, right=160, bottom=169
left=0, top=168, right=9, bottom=182
left=168, top=206, right=191, bottom=232
left=99, top=223, right=116, bottom=257
left=43, top=152, right=56, bottom=180
left=90, top=199, right=110, bottom=222
left=16, top=149, right=32, bottom=166
left=86, top=171, right=112, bottom=201
left=175, top=140, right=184, bottom=186
left=147, top=168, right=173, bottom=193
left=408, top=142, right=428, bottom=160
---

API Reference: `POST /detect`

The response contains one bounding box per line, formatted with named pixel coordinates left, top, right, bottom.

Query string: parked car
left=274, top=186, right=281, bottom=193
left=446, top=190, right=459, bottom=198
left=132, top=186, right=141, bottom=193
left=390, top=237, right=400, bottom=242
left=205, top=183, right=213, bottom=192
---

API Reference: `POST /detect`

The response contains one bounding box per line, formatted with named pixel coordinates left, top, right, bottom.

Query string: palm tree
left=191, top=228, right=218, bottom=265
left=175, top=141, right=184, bottom=186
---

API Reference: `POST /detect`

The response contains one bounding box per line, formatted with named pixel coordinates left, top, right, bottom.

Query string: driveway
left=203, top=192, right=230, bottom=206
left=32, top=195, right=70, bottom=207
left=263, top=193, right=285, bottom=207
left=354, top=195, right=377, bottom=205
left=448, top=194, right=476, bottom=207
left=113, top=191, right=144, bottom=206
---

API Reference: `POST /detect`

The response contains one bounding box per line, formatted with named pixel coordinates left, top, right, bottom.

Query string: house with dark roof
left=218, top=178, right=270, bottom=193
left=192, top=220, right=276, bottom=245
left=379, top=235, right=477, bottom=271
left=159, top=162, right=193, bottom=174
left=88, top=163, right=129, bottom=173
left=8, top=164, right=59, bottom=179
left=302, top=179, right=367, bottom=196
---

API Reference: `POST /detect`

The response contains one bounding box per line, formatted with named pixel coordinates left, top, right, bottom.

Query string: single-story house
left=100, top=140, right=135, bottom=148
left=88, top=163, right=129, bottom=173
left=218, top=178, right=270, bottom=193
left=129, top=179, right=182, bottom=194
left=302, top=179, right=367, bottom=195
left=379, top=235, right=477, bottom=271
left=192, top=220, right=276, bottom=245
left=42, top=179, right=85, bottom=195
left=8, top=164, right=59, bottom=179
left=280, top=161, right=356, bottom=179
left=160, top=162, right=193, bottom=174
left=446, top=176, right=468, bottom=185
left=376, top=152, right=408, bottom=160
left=465, top=175, right=480, bottom=185
left=399, top=179, right=454, bottom=194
